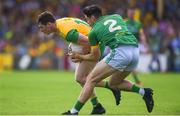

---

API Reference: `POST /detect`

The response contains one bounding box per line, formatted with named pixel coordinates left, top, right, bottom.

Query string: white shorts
left=103, top=45, right=139, bottom=71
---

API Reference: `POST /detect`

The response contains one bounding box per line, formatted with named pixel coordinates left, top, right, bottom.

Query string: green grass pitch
left=0, top=71, right=180, bottom=115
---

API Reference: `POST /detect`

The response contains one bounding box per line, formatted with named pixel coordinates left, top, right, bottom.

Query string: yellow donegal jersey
left=55, top=18, right=91, bottom=40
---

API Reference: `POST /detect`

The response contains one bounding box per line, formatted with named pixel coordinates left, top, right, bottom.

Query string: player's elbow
left=76, top=76, right=86, bottom=85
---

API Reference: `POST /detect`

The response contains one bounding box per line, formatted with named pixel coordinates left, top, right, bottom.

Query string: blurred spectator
left=168, top=29, right=180, bottom=72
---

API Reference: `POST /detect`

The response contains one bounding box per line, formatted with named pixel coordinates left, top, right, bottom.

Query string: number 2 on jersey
left=104, top=19, right=122, bottom=32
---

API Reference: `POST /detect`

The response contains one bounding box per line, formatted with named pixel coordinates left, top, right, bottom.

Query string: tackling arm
left=78, top=45, right=101, bottom=61
left=70, top=45, right=101, bottom=62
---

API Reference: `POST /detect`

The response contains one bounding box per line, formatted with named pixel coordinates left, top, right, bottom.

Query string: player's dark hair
left=83, top=5, right=102, bottom=18
left=37, top=11, right=55, bottom=25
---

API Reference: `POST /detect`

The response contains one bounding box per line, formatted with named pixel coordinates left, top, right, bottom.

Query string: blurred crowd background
left=0, top=0, right=180, bottom=72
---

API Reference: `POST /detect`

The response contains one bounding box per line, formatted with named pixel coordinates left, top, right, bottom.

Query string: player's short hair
left=83, top=5, right=102, bottom=18
left=37, top=11, right=55, bottom=25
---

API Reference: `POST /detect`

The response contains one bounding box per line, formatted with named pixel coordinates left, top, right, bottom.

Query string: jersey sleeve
left=66, top=29, right=79, bottom=43
left=88, top=30, right=99, bottom=46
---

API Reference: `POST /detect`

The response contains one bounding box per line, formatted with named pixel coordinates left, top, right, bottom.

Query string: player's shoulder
left=106, top=14, right=122, bottom=19
left=56, top=17, right=88, bottom=26
left=56, top=17, right=74, bottom=22
left=72, top=18, right=89, bottom=26
left=101, top=14, right=123, bottom=22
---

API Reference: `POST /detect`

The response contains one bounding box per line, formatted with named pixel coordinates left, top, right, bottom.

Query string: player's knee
left=108, top=83, right=117, bottom=89
left=86, top=77, right=98, bottom=87
left=76, top=77, right=86, bottom=85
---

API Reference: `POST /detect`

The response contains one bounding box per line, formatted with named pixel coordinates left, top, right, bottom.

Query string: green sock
left=131, top=84, right=140, bottom=93
left=91, top=97, right=99, bottom=107
left=74, top=100, right=84, bottom=111
left=105, top=81, right=111, bottom=89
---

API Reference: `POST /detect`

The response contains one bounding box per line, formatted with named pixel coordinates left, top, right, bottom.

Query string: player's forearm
left=75, top=45, right=101, bottom=61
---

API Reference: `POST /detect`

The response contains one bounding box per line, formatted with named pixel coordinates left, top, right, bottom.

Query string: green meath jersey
left=88, top=14, right=138, bottom=49
left=126, top=19, right=142, bottom=40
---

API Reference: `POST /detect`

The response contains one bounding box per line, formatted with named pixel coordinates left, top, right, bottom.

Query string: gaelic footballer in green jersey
left=125, top=8, right=147, bottom=50
left=63, top=5, right=154, bottom=115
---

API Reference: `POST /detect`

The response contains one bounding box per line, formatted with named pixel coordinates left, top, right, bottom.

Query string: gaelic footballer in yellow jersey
left=38, top=12, right=91, bottom=55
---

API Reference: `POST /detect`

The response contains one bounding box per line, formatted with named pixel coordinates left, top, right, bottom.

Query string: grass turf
left=0, top=71, right=180, bottom=115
